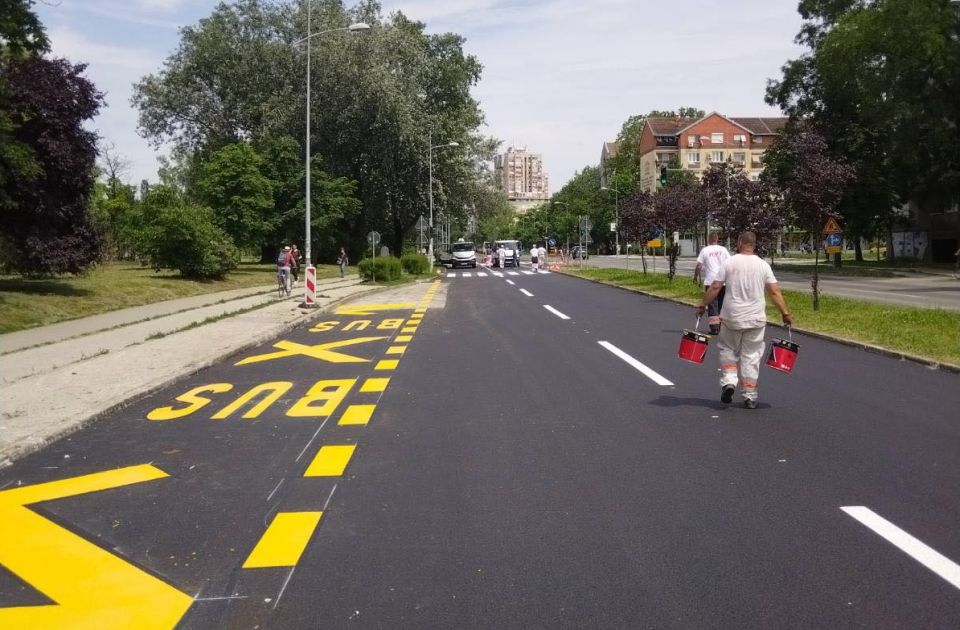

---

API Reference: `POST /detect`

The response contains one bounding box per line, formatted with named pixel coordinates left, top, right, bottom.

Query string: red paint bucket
left=678, top=319, right=710, bottom=364
left=766, top=329, right=799, bottom=373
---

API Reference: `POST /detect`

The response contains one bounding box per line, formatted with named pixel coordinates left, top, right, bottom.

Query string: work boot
left=744, top=399, right=758, bottom=409
left=721, top=386, right=735, bottom=404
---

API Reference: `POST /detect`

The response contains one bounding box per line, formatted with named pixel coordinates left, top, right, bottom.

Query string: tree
left=0, top=56, right=104, bottom=274
left=762, top=127, right=852, bottom=309
left=619, top=190, right=656, bottom=273
left=701, top=163, right=785, bottom=247
left=195, top=142, right=274, bottom=252
left=652, top=181, right=706, bottom=279
left=0, top=0, right=49, bottom=58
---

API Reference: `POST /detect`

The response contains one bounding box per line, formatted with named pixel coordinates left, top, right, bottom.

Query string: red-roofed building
left=636, top=112, right=788, bottom=192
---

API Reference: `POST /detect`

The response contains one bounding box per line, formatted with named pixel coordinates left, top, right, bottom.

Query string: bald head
left=708, top=232, right=720, bottom=244
left=737, top=231, right=757, bottom=251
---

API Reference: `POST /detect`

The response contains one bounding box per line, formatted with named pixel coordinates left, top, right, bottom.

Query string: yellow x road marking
left=235, top=337, right=388, bottom=366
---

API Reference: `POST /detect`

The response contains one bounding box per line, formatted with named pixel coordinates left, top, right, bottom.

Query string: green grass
left=0, top=261, right=349, bottom=334
left=565, top=267, right=960, bottom=367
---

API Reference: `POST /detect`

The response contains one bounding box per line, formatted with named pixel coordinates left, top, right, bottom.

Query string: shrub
left=400, top=252, right=430, bottom=275
left=358, top=256, right=402, bottom=281
left=141, top=203, right=239, bottom=279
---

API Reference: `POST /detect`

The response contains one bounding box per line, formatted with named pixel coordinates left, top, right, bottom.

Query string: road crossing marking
left=506, top=280, right=515, bottom=285
left=521, top=271, right=534, bottom=275
left=447, top=273, right=456, bottom=278
left=598, top=341, right=674, bottom=386
left=492, top=271, right=503, bottom=277
left=841, top=506, right=960, bottom=591
left=508, top=271, right=520, bottom=276
left=543, top=305, right=570, bottom=320
left=242, top=512, right=323, bottom=568
left=462, top=272, right=472, bottom=277
left=338, top=404, right=376, bottom=426
left=520, top=289, right=534, bottom=297
left=477, top=272, right=488, bottom=277
left=360, top=378, right=390, bottom=393
left=304, top=445, right=356, bottom=477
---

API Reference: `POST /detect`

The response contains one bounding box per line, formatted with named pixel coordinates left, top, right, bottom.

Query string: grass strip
left=565, top=267, right=960, bottom=367
left=0, top=262, right=350, bottom=334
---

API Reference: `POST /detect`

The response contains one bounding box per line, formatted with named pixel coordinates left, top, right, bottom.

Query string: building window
left=752, top=136, right=763, bottom=144
left=687, top=135, right=697, bottom=147
left=734, top=134, right=746, bottom=144
left=732, top=152, right=746, bottom=166
left=711, top=132, right=724, bottom=144
left=687, top=152, right=700, bottom=167
left=710, top=151, right=724, bottom=163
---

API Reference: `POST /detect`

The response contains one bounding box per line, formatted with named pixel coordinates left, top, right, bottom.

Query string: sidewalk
left=0, top=275, right=375, bottom=467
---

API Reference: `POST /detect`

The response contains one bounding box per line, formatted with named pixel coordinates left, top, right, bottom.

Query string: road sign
left=548, top=238, right=556, bottom=247
left=824, top=232, right=843, bottom=255
left=647, top=239, right=662, bottom=248
left=822, top=217, right=843, bottom=234
left=367, top=231, right=381, bottom=246
left=610, top=222, right=617, bottom=233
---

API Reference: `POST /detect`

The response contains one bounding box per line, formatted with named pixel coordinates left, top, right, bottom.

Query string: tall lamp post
left=600, top=185, right=621, bottom=256
left=296, top=4, right=370, bottom=267
left=427, top=130, right=459, bottom=264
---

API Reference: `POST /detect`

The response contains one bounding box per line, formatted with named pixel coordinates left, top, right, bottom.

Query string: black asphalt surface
left=1, top=268, right=959, bottom=629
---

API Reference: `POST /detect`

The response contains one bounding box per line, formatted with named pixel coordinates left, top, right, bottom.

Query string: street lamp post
left=600, top=185, right=621, bottom=256
left=427, top=130, right=459, bottom=265
left=296, top=3, right=370, bottom=267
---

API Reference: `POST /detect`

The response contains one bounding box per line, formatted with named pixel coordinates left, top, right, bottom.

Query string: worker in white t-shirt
left=529, top=245, right=539, bottom=272
left=697, top=231, right=793, bottom=409
left=693, top=232, right=731, bottom=335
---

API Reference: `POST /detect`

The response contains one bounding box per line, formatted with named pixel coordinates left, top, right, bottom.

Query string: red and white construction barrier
left=304, top=266, right=317, bottom=306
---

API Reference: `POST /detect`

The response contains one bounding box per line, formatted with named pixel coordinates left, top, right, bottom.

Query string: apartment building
left=494, top=146, right=550, bottom=212
left=636, top=112, right=787, bottom=192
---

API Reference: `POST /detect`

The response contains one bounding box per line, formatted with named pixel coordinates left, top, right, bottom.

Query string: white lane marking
left=447, top=273, right=457, bottom=278
left=273, top=568, right=296, bottom=610
left=521, top=271, right=534, bottom=275
left=462, top=272, right=472, bottom=278
left=520, top=289, right=534, bottom=297
left=598, top=341, right=674, bottom=386
left=477, top=272, right=488, bottom=277
left=540, top=270, right=551, bottom=274
left=508, top=271, right=519, bottom=276
left=266, top=478, right=285, bottom=502
left=543, top=305, right=571, bottom=320
left=492, top=271, right=504, bottom=277
left=506, top=280, right=515, bottom=285
left=841, top=506, right=960, bottom=591
left=295, top=417, right=330, bottom=462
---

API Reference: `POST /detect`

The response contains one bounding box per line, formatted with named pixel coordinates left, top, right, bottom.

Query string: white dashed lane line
left=506, top=280, right=515, bottom=286
left=841, top=506, right=960, bottom=591
left=520, top=289, right=534, bottom=297
left=598, top=340, right=674, bottom=386
left=543, top=305, right=570, bottom=320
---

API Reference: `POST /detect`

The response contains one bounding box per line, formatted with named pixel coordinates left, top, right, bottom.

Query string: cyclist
left=276, top=245, right=294, bottom=295
left=289, top=244, right=302, bottom=288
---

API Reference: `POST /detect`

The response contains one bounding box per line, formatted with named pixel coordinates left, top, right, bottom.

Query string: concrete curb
left=556, top=269, right=960, bottom=375
left=0, top=282, right=395, bottom=469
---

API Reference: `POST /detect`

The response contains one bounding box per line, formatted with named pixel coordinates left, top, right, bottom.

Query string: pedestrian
left=693, top=232, right=731, bottom=336
left=529, top=244, right=539, bottom=272
left=289, top=244, right=301, bottom=288
left=696, top=231, right=793, bottom=409
left=497, top=244, right=506, bottom=269
left=276, top=245, right=294, bottom=294
left=337, top=247, right=348, bottom=278
left=537, top=244, right=547, bottom=271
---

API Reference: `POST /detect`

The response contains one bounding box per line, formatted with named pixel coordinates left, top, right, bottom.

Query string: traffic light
left=659, top=167, right=668, bottom=187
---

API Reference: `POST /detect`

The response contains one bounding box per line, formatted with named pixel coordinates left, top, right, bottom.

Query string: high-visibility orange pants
left=718, top=325, right=765, bottom=401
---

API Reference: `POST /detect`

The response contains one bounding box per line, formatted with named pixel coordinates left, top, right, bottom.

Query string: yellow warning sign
left=821, top=217, right=843, bottom=234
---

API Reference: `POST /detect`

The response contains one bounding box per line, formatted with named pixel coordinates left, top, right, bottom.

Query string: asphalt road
left=579, top=255, right=960, bottom=311
left=2, top=270, right=958, bottom=629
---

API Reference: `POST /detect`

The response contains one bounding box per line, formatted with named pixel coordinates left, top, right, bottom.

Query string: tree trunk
left=812, top=248, right=821, bottom=311
left=854, top=238, right=863, bottom=262
left=833, top=252, right=842, bottom=268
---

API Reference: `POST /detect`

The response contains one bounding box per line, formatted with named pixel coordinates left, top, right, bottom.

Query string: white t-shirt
left=538, top=246, right=546, bottom=259
left=715, top=254, right=777, bottom=329
left=696, top=244, right=731, bottom=286
left=529, top=247, right=539, bottom=258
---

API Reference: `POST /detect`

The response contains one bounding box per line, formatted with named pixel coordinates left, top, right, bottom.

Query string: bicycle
left=277, top=267, right=291, bottom=297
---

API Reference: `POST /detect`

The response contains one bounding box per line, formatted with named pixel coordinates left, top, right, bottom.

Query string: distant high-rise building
left=494, top=146, right=549, bottom=212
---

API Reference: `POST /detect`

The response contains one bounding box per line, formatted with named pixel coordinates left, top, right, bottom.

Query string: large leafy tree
left=767, top=0, right=960, bottom=258
left=700, top=163, right=785, bottom=246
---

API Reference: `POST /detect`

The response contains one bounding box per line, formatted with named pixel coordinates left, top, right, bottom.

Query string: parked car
left=450, top=241, right=477, bottom=268
left=493, top=239, right=521, bottom=267
left=571, top=246, right=589, bottom=260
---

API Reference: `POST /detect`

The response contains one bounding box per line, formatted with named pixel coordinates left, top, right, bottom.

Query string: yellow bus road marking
left=375, top=360, right=399, bottom=371
left=395, top=335, right=413, bottom=343
left=415, top=308, right=427, bottom=314
left=400, top=328, right=417, bottom=335
left=360, top=378, right=390, bottom=393
left=0, top=465, right=194, bottom=630
left=338, top=405, right=376, bottom=426
left=236, top=337, right=387, bottom=366
left=335, top=303, right=416, bottom=316
left=242, top=512, right=323, bottom=569
left=386, top=346, right=406, bottom=356
left=304, top=445, right=356, bottom=477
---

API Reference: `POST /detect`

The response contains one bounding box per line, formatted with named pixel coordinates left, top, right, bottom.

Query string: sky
left=34, top=0, right=806, bottom=191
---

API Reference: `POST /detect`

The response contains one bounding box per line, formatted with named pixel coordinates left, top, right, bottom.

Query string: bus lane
left=0, top=281, right=442, bottom=630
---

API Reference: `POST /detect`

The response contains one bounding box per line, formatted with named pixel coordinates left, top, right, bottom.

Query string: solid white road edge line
left=598, top=340, right=674, bottom=386
left=543, top=305, right=571, bottom=320
left=841, top=506, right=960, bottom=591
left=520, top=289, right=534, bottom=297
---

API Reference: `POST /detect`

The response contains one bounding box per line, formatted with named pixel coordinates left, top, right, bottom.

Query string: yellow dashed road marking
left=339, top=404, right=376, bottom=426
left=386, top=346, right=406, bottom=356
left=360, top=378, right=390, bottom=393
left=376, top=360, right=399, bottom=371
left=242, top=512, right=323, bottom=568
left=304, top=445, right=356, bottom=477
left=395, top=335, right=413, bottom=343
